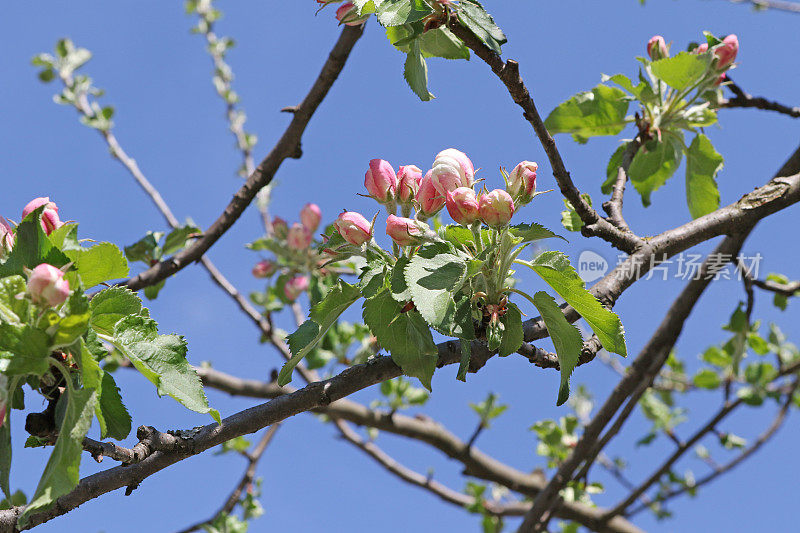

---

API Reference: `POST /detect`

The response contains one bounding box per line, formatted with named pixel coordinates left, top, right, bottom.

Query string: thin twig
left=723, top=81, right=800, bottom=118
left=177, top=424, right=281, bottom=533
left=722, top=0, right=800, bottom=13
left=603, top=139, right=642, bottom=233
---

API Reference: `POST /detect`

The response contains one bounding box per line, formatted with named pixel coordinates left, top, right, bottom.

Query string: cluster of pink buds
left=692, top=34, right=739, bottom=69
left=333, top=149, right=542, bottom=252
left=26, top=263, right=70, bottom=307
left=316, top=1, right=369, bottom=26
left=252, top=203, right=321, bottom=279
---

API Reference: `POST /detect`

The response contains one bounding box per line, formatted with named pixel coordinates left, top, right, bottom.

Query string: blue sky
left=2, top=1, right=799, bottom=531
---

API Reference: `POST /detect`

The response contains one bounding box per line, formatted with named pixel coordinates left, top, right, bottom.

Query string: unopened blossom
left=365, top=159, right=398, bottom=204
left=284, top=276, right=309, bottom=301
left=646, top=35, right=668, bottom=60
left=714, top=34, right=738, bottom=69
left=22, top=197, right=62, bottom=235
left=252, top=260, right=276, bottom=279
left=416, top=171, right=445, bottom=218
left=300, top=203, right=322, bottom=233
left=288, top=223, right=313, bottom=249
left=336, top=3, right=368, bottom=26
left=334, top=211, right=372, bottom=246
left=386, top=214, right=424, bottom=247
left=272, top=217, right=289, bottom=239
left=430, top=148, right=475, bottom=194
left=478, top=189, right=515, bottom=227
left=506, top=161, right=538, bottom=205
left=396, top=165, right=423, bottom=204
left=27, top=263, right=70, bottom=307
left=0, top=216, right=13, bottom=260
left=445, top=187, right=480, bottom=226
left=693, top=42, right=709, bottom=55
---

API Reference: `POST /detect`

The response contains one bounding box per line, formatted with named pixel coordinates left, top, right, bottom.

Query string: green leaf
left=78, top=341, right=131, bottom=440
left=65, top=242, right=129, bottom=289
left=375, top=0, right=431, bottom=27
left=89, top=286, right=145, bottom=335
left=143, top=280, right=165, bottom=300
left=391, top=256, right=413, bottom=303
left=405, top=242, right=467, bottom=334
left=692, top=369, right=720, bottom=389
left=521, top=251, right=626, bottom=356
left=0, top=489, right=26, bottom=510
left=419, top=28, right=469, bottom=60
left=456, top=339, right=471, bottom=382
left=0, top=324, right=51, bottom=376
left=498, top=303, right=523, bottom=357
left=560, top=194, right=592, bottom=232
left=0, top=207, right=70, bottom=278
left=47, top=223, right=80, bottom=252
left=363, top=290, right=438, bottom=390
left=278, top=280, right=362, bottom=385
left=685, top=134, right=723, bottom=219
left=51, top=291, right=90, bottom=347
left=458, top=0, right=507, bottom=54
left=532, top=292, right=583, bottom=405
left=544, top=85, right=630, bottom=143
left=359, top=260, right=387, bottom=299
left=18, top=388, right=97, bottom=527
left=0, top=276, right=29, bottom=324
left=650, top=51, right=711, bottom=91
left=162, top=224, right=201, bottom=256
left=110, top=315, right=219, bottom=422
left=601, top=144, right=626, bottom=195
left=508, top=223, right=567, bottom=243
left=628, top=138, right=682, bottom=207
left=404, top=40, right=434, bottom=101
left=123, top=231, right=163, bottom=263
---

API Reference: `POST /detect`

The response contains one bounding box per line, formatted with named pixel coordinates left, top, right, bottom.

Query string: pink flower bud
left=300, top=203, right=322, bottom=233
left=430, top=148, right=475, bottom=194
left=287, top=223, right=313, bottom=249
left=0, top=216, right=14, bottom=260
left=365, top=159, right=398, bottom=204
left=714, top=34, right=738, bottom=69
left=507, top=161, right=538, bottom=204
left=646, top=35, right=668, bottom=60
left=336, top=2, right=368, bottom=26
left=445, top=187, right=480, bottom=226
left=272, top=217, right=289, bottom=239
left=386, top=214, right=424, bottom=247
left=27, top=263, right=70, bottom=307
left=334, top=211, right=372, bottom=246
left=693, top=42, right=709, bottom=54
left=22, top=197, right=63, bottom=235
left=252, top=260, right=277, bottom=279
left=416, top=171, right=445, bottom=218
left=396, top=165, right=423, bottom=204
left=284, top=276, right=309, bottom=301
left=478, top=189, right=515, bottom=227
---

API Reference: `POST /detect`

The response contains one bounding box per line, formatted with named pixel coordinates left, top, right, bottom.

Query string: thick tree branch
left=124, top=24, right=364, bottom=292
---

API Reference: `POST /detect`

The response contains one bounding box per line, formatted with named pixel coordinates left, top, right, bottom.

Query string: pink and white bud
left=445, top=187, right=480, bottom=226
left=646, top=35, right=668, bottom=60
left=396, top=165, right=423, bottom=204
left=0, top=374, right=7, bottom=429
left=252, top=260, right=277, bottom=279
left=386, top=214, right=424, bottom=247
left=300, top=203, right=322, bottom=233
left=336, top=2, right=368, bottom=26
left=693, top=42, right=709, bottom=55
left=22, top=197, right=63, bottom=235
left=507, top=161, right=538, bottom=204
left=430, top=148, right=475, bottom=194
left=478, top=189, right=515, bottom=227
left=288, top=223, right=313, bottom=250
left=334, top=211, right=372, bottom=246
left=714, top=34, right=738, bottom=69
left=27, top=263, right=70, bottom=307
left=364, top=159, right=398, bottom=204
left=416, top=171, right=445, bottom=218
left=272, top=217, right=289, bottom=239
left=284, top=276, right=309, bottom=301
left=0, top=216, right=14, bottom=260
